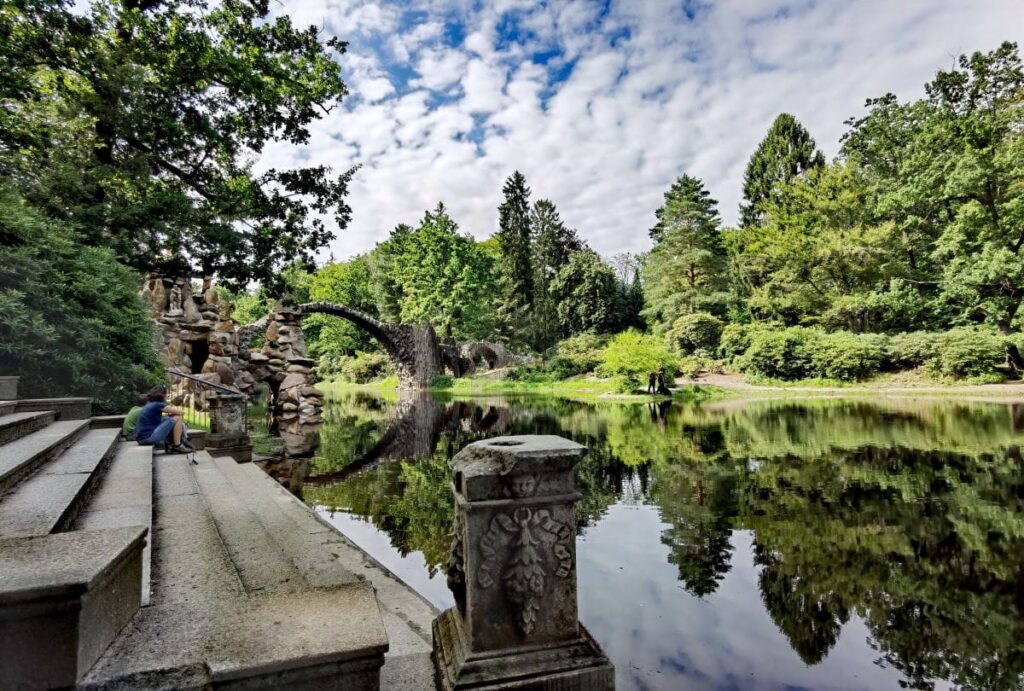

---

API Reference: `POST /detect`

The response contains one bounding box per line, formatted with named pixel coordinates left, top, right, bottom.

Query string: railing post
left=433, top=435, right=614, bottom=690
left=206, top=392, right=251, bottom=462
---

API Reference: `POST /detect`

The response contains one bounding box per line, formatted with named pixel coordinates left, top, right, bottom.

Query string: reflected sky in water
left=306, top=393, right=1024, bottom=691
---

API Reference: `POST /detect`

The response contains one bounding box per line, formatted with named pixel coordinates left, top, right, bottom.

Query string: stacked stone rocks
left=260, top=299, right=324, bottom=459
left=141, top=274, right=203, bottom=372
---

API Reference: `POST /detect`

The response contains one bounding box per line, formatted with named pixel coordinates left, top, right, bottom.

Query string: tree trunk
left=998, top=297, right=1024, bottom=371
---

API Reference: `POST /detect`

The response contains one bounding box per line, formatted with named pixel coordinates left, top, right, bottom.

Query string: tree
left=644, top=175, right=728, bottom=324
left=739, top=113, right=825, bottom=228
left=495, top=171, right=533, bottom=343
left=0, top=184, right=159, bottom=413
left=305, top=256, right=380, bottom=356
left=531, top=199, right=582, bottom=350
left=549, top=249, right=621, bottom=336
left=843, top=42, right=1024, bottom=365
left=0, top=0, right=353, bottom=290
left=369, top=204, right=498, bottom=341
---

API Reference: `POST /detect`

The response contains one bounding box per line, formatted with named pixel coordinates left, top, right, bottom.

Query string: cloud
left=262, top=0, right=1024, bottom=262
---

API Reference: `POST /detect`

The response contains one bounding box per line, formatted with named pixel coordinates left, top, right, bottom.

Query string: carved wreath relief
left=476, top=506, right=573, bottom=636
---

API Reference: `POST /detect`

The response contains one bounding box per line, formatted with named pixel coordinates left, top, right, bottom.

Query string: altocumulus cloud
left=259, top=0, right=1024, bottom=261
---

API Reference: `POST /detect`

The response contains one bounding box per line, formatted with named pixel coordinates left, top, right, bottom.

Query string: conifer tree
left=739, top=113, right=825, bottom=228
left=495, top=171, right=533, bottom=343
left=531, top=199, right=582, bottom=349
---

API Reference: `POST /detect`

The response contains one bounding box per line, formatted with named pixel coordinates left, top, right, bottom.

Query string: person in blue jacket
left=135, top=385, right=192, bottom=453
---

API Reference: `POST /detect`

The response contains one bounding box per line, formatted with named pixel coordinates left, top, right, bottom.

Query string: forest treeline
left=1, top=0, right=1021, bottom=406
left=260, top=41, right=1024, bottom=388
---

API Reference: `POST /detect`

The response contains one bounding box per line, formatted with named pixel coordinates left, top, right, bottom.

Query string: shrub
left=554, top=332, right=609, bottom=373
left=667, top=313, right=724, bottom=354
left=931, top=328, right=1005, bottom=378
left=326, top=351, right=392, bottom=383
left=597, top=330, right=676, bottom=389
left=810, top=332, right=885, bottom=381
left=719, top=323, right=753, bottom=361
left=508, top=357, right=589, bottom=382
left=736, top=327, right=817, bottom=380
left=884, top=331, right=940, bottom=370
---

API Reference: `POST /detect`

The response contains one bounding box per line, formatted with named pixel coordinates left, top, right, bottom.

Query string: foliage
left=531, top=199, right=583, bottom=350
left=0, top=185, right=159, bottom=413
left=739, top=113, right=825, bottom=228
left=931, top=328, right=1006, bottom=378
left=597, top=330, right=677, bottom=388
left=644, top=175, right=729, bottom=324
left=555, top=332, right=610, bottom=371
left=550, top=249, right=622, bottom=336
left=369, top=204, right=498, bottom=341
left=667, top=312, right=724, bottom=354
left=495, top=171, right=533, bottom=342
left=735, top=327, right=816, bottom=380
left=305, top=256, right=380, bottom=356
left=809, top=331, right=886, bottom=381
left=718, top=323, right=753, bottom=361
left=320, top=351, right=392, bottom=384
left=0, top=0, right=352, bottom=289
left=885, top=331, right=940, bottom=370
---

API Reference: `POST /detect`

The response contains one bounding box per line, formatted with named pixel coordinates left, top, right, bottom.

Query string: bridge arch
left=301, top=302, right=442, bottom=390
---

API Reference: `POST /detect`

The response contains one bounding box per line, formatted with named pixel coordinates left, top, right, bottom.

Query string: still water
left=297, top=392, right=1024, bottom=691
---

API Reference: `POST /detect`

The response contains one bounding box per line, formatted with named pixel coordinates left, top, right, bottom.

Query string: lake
left=294, top=391, right=1024, bottom=691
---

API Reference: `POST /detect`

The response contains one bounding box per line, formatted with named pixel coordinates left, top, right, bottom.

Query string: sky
left=259, top=0, right=1024, bottom=262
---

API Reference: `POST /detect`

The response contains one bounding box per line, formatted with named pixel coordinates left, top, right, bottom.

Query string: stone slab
left=0, top=428, right=120, bottom=537
left=16, top=397, right=92, bottom=420
left=0, top=527, right=145, bottom=689
left=0, top=402, right=15, bottom=416
left=84, top=586, right=388, bottom=689
left=0, top=376, right=17, bottom=400
left=0, top=410, right=54, bottom=445
left=75, top=444, right=154, bottom=604
left=0, top=419, right=89, bottom=493
left=191, top=456, right=305, bottom=595
left=91, top=414, right=127, bottom=430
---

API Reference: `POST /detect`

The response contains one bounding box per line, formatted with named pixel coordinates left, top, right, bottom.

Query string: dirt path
left=685, top=372, right=1024, bottom=402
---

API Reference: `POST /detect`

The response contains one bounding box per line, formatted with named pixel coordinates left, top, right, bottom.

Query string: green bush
left=553, top=332, right=609, bottom=373
left=719, top=323, right=753, bottom=361
left=597, top=330, right=676, bottom=389
left=736, top=327, right=816, bottom=380
left=884, top=331, right=940, bottom=370
left=321, top=351, right=393, bottom=383
left=810, top=332, right=885, bottom=381
left=509, top=356, right=589, bottom=382
left=0, top=186, right=160, bottom=413
left=667, top=312, right=724, bottom=354
left=932, top=328, right=1005, bottom=378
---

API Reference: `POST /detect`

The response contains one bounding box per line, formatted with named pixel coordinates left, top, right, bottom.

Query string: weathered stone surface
left=279, top=373, right=307, bottom=392
left=0, top=378, right=18, bottom=399
left=433, top=435, right=614, bottom=690
left=0, top=526, right=146, bottom=689
left=0, top=418, right=89, bottom=494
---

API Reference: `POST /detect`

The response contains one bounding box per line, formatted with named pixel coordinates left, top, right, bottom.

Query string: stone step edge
left=0, top=419, right=91, bottom=494
left=0, top=410, right=55, bottom=445
left=73, top=443, right=154, bottom=605
left=52, top=429, right=123, bottom=535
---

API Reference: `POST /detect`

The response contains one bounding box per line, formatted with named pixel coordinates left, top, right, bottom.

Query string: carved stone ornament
left=477, top=507, right=573, bottom=635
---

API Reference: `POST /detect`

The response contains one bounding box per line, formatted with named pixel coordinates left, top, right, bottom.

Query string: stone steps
left=0, top=418, right=90, bottom=494
left=14, top=397, right=92, bottom=420
left=0, top=526, right=147, bottom=690
left=82, top=451, right=389, bottom=689
left=0, top=427, right=121, bottom=538
left=74, top=444, right=155, bottom=605
left=0, top=410, right=56, bottom=445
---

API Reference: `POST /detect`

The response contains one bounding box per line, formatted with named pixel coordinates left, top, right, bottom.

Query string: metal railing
left=166, top=368, right=249, bottom=434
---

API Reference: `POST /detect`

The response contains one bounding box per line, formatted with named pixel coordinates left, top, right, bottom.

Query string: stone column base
left=432, top=608, right=614, bottom=691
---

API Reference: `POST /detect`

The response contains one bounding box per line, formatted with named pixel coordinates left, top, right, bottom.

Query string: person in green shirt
left=122, top=394, right=148, bottom=440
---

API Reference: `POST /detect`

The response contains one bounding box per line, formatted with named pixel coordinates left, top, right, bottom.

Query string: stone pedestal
left=432, top=435, right=614, bottom=690
left=206, top=393, right=252, bottom=462
left=0, top=376, right=18, bottom=400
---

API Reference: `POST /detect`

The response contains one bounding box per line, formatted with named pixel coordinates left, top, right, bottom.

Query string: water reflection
left=304, top=393, right=1024, bottom=691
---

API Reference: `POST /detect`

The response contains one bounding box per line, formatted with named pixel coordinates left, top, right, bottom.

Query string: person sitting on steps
left=135, top=385, right=193, bottom=454
left=121, top=394, right=147, bottom=440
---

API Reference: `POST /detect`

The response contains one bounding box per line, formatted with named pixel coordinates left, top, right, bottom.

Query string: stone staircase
left=0, top=377, right=402, bottom=690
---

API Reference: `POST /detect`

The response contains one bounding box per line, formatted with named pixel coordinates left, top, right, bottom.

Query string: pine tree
left=739, top=113, right=825, bottom=228
left=531, top=199, right=582, bottom=349
left=644, top=175, right=728, bottom=322
left=495, top=171, right=533, bottom=343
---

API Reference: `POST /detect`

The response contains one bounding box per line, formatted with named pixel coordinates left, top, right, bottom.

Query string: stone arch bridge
left=300, top=302, right=525, bottom=390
